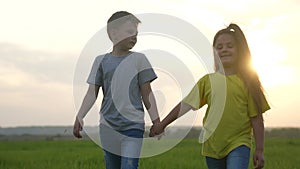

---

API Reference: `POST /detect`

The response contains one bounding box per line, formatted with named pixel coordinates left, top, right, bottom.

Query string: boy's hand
left=149, top=122, right=165, bottom=138
left=73, top=116, right=83, bottom=138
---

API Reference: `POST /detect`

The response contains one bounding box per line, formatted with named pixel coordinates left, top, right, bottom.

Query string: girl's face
left=214, top=33, right=238, bottom=68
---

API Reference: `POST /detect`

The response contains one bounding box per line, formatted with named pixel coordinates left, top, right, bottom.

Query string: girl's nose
left=220, top=46, right=229, bottom=53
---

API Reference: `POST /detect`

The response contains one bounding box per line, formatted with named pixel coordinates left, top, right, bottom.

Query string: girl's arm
left=73, top=84, right=100, bottom=138
left=149, top=101, right=192, bottom=137
left=140, top=82, right=160, bottom=124
left=251, top=113, right=265, bottom=169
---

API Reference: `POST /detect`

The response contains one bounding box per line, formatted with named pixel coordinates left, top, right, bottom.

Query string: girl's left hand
left=253, top=150, right=264, bottom=169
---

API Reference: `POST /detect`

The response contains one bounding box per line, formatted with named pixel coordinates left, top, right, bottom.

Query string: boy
left=73, top=11, right=160, bottom=169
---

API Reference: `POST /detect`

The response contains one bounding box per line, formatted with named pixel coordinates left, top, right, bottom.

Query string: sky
left=0, top=0, right=300, bottom=128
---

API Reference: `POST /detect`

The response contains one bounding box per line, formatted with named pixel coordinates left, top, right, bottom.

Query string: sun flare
left=248, top=36, right=292, bottom=88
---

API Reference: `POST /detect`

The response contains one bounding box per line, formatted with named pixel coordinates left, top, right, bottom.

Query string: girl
left=150, top=23, right=270, bottom=169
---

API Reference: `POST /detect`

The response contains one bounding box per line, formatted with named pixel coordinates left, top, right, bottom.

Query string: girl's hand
left=253, top=149, right=264, bottom=169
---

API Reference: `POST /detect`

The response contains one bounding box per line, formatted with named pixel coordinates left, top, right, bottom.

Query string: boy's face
left=111, top=21, right=138, bottom=50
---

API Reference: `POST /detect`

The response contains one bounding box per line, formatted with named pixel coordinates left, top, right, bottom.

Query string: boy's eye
left=127, top=30, right=137, bottom=36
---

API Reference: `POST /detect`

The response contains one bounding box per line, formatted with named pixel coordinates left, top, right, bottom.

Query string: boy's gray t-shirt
left=87, top=52, right=157, bottom=131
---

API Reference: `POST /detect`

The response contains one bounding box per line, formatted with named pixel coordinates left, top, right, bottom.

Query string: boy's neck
left=111, top=46, right=130, bottom=57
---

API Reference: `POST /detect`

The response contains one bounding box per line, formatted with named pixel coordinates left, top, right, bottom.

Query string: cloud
left=0, top=43, right=78, bottom=127
left=0, top=43, right=76, bottom=85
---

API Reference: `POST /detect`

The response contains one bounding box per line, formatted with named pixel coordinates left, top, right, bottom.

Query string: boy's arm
left=140, top=82, right=160, bottom=124
left=73, top=84, right=100, bottom=138
left=251, top=113, right=265, bottom=169
left=149, top=101, right=192, bottom=137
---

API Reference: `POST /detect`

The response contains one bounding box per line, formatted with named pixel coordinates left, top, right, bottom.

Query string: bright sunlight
left=248, top=35, right=293, bottom=88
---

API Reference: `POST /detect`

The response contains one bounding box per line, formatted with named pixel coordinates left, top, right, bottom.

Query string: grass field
left=0, top=138, right=300, bottom=169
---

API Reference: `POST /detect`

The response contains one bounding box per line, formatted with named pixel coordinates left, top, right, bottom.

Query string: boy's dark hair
left=107, top=11, right=141, bottom=31
left=108, top=11, right=140, bottom=24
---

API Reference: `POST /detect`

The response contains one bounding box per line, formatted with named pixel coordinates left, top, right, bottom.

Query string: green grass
left=0, top=138, right=300, bottom=169
left=263, top=138, right=300, bottom=169
left=0, top=140, right=105, bottom=169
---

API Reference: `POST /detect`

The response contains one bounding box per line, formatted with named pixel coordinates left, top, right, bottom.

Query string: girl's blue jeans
left=100, top=125, right=144, bottom=169
left=205, top=145, right=250, bottom=169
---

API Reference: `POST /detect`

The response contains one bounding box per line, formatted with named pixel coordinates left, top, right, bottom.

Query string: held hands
left=149, top=122, right=165, bottom=138
left=73, top=116, right=84, bottom=138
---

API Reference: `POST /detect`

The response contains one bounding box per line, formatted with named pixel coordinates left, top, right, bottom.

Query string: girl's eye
left=227, top=43, right=234, bottom=48
left=216, top=45, right=223, bottom=50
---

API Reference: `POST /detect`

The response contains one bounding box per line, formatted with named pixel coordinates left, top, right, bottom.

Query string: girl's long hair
left=213, top=23, right=266, bottom=114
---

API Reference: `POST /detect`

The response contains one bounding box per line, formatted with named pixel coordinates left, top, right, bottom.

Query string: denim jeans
left=205, top=145, right=250, bottom=169
left=100, top=125, right=144, bottom=169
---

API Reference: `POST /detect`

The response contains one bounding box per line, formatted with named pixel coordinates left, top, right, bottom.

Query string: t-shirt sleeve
left=87, top=56, right=103, bottom=86
left=137, top=54, right=157, bottom=86
left=182, top=75, right=208, bottom=110
left=248, top=93, right=271, bottom=117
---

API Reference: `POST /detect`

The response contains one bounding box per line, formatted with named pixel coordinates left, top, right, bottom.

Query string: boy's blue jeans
left=100, top=125, right=144, bottom=169
left=205, top=145, right=250, bottom=169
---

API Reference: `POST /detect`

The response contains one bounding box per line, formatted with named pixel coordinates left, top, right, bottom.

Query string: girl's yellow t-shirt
left=183, top=72, right=270, bottom=159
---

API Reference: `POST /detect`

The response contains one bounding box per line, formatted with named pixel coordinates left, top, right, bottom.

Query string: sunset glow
left=249, top=37, right=293, bottom=88
left=1, top=0, right=300, bottom=127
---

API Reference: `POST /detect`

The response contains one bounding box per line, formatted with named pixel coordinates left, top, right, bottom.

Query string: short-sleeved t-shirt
left=183, top=72, right=270, bottom=159
left=87, top=52, right=157, bottom=131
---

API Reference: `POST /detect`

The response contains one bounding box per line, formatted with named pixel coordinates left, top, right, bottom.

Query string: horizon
left=1, top=125, right=299, bottom=129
